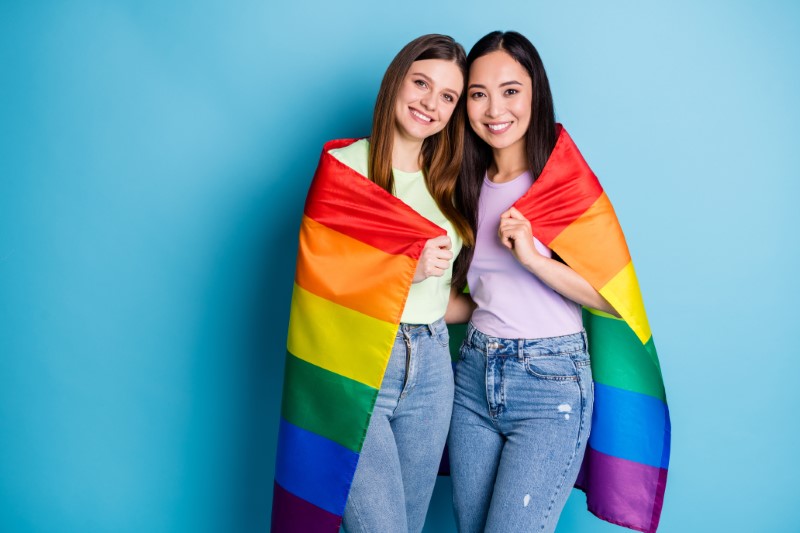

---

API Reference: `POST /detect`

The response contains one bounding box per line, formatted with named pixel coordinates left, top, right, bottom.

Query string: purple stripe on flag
left=271, top=481, right=342, bottom=533
left=575, top=446, right=667, bottom=533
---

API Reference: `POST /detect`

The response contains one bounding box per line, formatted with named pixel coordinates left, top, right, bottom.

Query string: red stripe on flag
left=513, top=126, right=604, bottom=246
left=304, top=139, right=445, bottom=258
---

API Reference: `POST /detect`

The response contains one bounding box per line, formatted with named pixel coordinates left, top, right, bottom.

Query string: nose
left=486, top=96, right=502, bottom=118
left=420, top=93, right=437, bottom=112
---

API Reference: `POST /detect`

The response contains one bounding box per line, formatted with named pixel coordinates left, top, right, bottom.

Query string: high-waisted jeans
left=448, top=322, right=594, bottom=533
left=342, top=317, right=454, bottom=533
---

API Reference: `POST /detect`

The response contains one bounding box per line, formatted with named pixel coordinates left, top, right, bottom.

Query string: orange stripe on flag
left=549, top=192, right=631, bottom=290
left=296, top=216, right=415, bottom=324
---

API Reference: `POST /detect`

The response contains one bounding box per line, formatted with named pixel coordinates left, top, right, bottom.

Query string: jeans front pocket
left=524, top=353, right=580, bottom=381
left=433, top=328, right=450, bottom=348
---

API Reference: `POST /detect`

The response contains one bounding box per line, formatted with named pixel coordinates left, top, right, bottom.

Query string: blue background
left=2, top=1, right=798, bottom=532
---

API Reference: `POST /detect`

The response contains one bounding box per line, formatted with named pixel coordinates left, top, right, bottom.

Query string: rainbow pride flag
left=271, top=139, right=445, bottom=532
left=513, top=125, right=671, bottom=533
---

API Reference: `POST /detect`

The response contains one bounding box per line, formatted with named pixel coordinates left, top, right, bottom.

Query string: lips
left=486, top=122, right=512, bottom=134
left=410, top=108, right=434, bottom=124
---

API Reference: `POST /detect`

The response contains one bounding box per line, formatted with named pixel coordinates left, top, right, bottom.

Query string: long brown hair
left=369, top=34, right=474, bottom=247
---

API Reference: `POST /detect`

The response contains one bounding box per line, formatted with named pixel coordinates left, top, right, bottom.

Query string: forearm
left=522, top=255, right=620, bottom=317
left=445, top=288, right=476, bottom=324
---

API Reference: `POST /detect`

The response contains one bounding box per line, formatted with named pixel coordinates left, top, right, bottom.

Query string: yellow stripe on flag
left=287, top=283, right=397, bottom=389
left=599, top=261, right=652, bottom=344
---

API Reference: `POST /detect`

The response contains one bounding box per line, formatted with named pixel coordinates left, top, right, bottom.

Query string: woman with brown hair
left=333, top=33, right=472, bottom=533
left=270, top=34, right=472, bottom=533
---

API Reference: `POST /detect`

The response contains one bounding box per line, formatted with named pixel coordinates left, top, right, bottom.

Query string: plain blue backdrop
left=2, top=1, right=799, bottom=532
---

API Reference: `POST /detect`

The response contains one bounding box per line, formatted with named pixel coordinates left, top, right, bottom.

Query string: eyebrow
left=411, top=72, right=461, bottom=98
left=468, top=80, right=523, bottom=90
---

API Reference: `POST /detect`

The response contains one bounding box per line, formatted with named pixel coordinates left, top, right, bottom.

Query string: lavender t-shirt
left=468, top=171, right=583, bottom=339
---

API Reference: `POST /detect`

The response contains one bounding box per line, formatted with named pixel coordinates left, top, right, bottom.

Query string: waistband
left=397, top=316, right=447, bottom=338
left=465, top=322, right=587, bottom=357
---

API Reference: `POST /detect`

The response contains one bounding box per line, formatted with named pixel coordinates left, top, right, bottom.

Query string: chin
left=404, top=124, right=439, bottom=142
left=479, top=136, right=505, bottom=149
left=482, top=134, right=521, bottom=151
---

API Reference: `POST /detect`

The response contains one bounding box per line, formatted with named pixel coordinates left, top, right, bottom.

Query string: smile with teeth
left=410, top=108, right=434, bottom=123
left=487, top=122, right=512, bottom=133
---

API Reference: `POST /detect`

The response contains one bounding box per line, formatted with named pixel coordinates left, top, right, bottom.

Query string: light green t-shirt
left=329, top=138, right=462, bottom=324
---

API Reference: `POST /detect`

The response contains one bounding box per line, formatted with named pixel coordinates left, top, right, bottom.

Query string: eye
left=470, top=91, right=485, bottom=99
left=442, top=93, right=454, bottom=103
left=505, top=88, right=519, bottom=96
left=415, top=79, right=428, bottom=88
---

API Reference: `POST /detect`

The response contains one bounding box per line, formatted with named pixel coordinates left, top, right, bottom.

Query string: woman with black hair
left=447, top=31, right=618, bottom=533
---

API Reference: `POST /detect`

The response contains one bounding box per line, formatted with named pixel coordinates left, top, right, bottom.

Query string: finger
left=431, top=235, right=452, bottom=249
left=498, top=226, right=507, bottom=241
left=424, top=247, right=453, bottom=261
left=509, top=228, right=530, bottom=242
left=501, top=227, right=528, bottom=243
left=428, top=266, right=446, bottom=277
left=506, top=206, right=525, bottom=220
left=502, top=221, right=531, bottom=237
left=499, top=219, right=521, bottom=231
left=424, top=263, right=445, bottom=276
left=499, top=223, right=523, bottom=238
left=431, top=259, right=450, bottom=270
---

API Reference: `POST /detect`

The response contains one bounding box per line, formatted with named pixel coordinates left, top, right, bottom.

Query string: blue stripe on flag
left=590, top=382, right=671, bottom=469
left=274, top=418, right=360, bottom=516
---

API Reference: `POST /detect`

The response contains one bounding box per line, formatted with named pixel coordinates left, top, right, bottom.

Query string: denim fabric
left=448, top=322, right=593, bottom=533
left=342, top=317, right=454, bottom=533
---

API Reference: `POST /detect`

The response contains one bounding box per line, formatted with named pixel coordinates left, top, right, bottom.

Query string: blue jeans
left=342, top=318, right=454, bottom=533
left=448, top=323, right=594, bottom=533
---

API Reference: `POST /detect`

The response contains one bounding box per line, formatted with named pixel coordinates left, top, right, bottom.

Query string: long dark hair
left=452, top=31, right=557, bottom=289
left=370, top=34, right=474, bottom=247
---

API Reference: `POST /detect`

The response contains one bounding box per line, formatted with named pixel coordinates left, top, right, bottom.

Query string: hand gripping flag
left=271, top=139, right=446, bottom=532
left=513, top=125, right=671, bottom=533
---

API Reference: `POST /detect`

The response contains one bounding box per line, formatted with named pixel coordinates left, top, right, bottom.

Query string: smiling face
left=393, top=59, right=464, bottom=144
left=466, top=50, right=532, bottom=153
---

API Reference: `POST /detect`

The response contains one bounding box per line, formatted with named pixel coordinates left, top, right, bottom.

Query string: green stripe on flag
left=281, top=352, right=378, bottom=452
left=582, top=308, right=666, bottom=402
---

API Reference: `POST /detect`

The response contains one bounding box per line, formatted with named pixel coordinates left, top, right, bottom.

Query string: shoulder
left=327, top=138, right=369, bottom=177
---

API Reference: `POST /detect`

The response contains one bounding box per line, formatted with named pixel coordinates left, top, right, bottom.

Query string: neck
left=488, top=141, right=527, bottom=183
left=391, top=132, right=424, bottom=173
